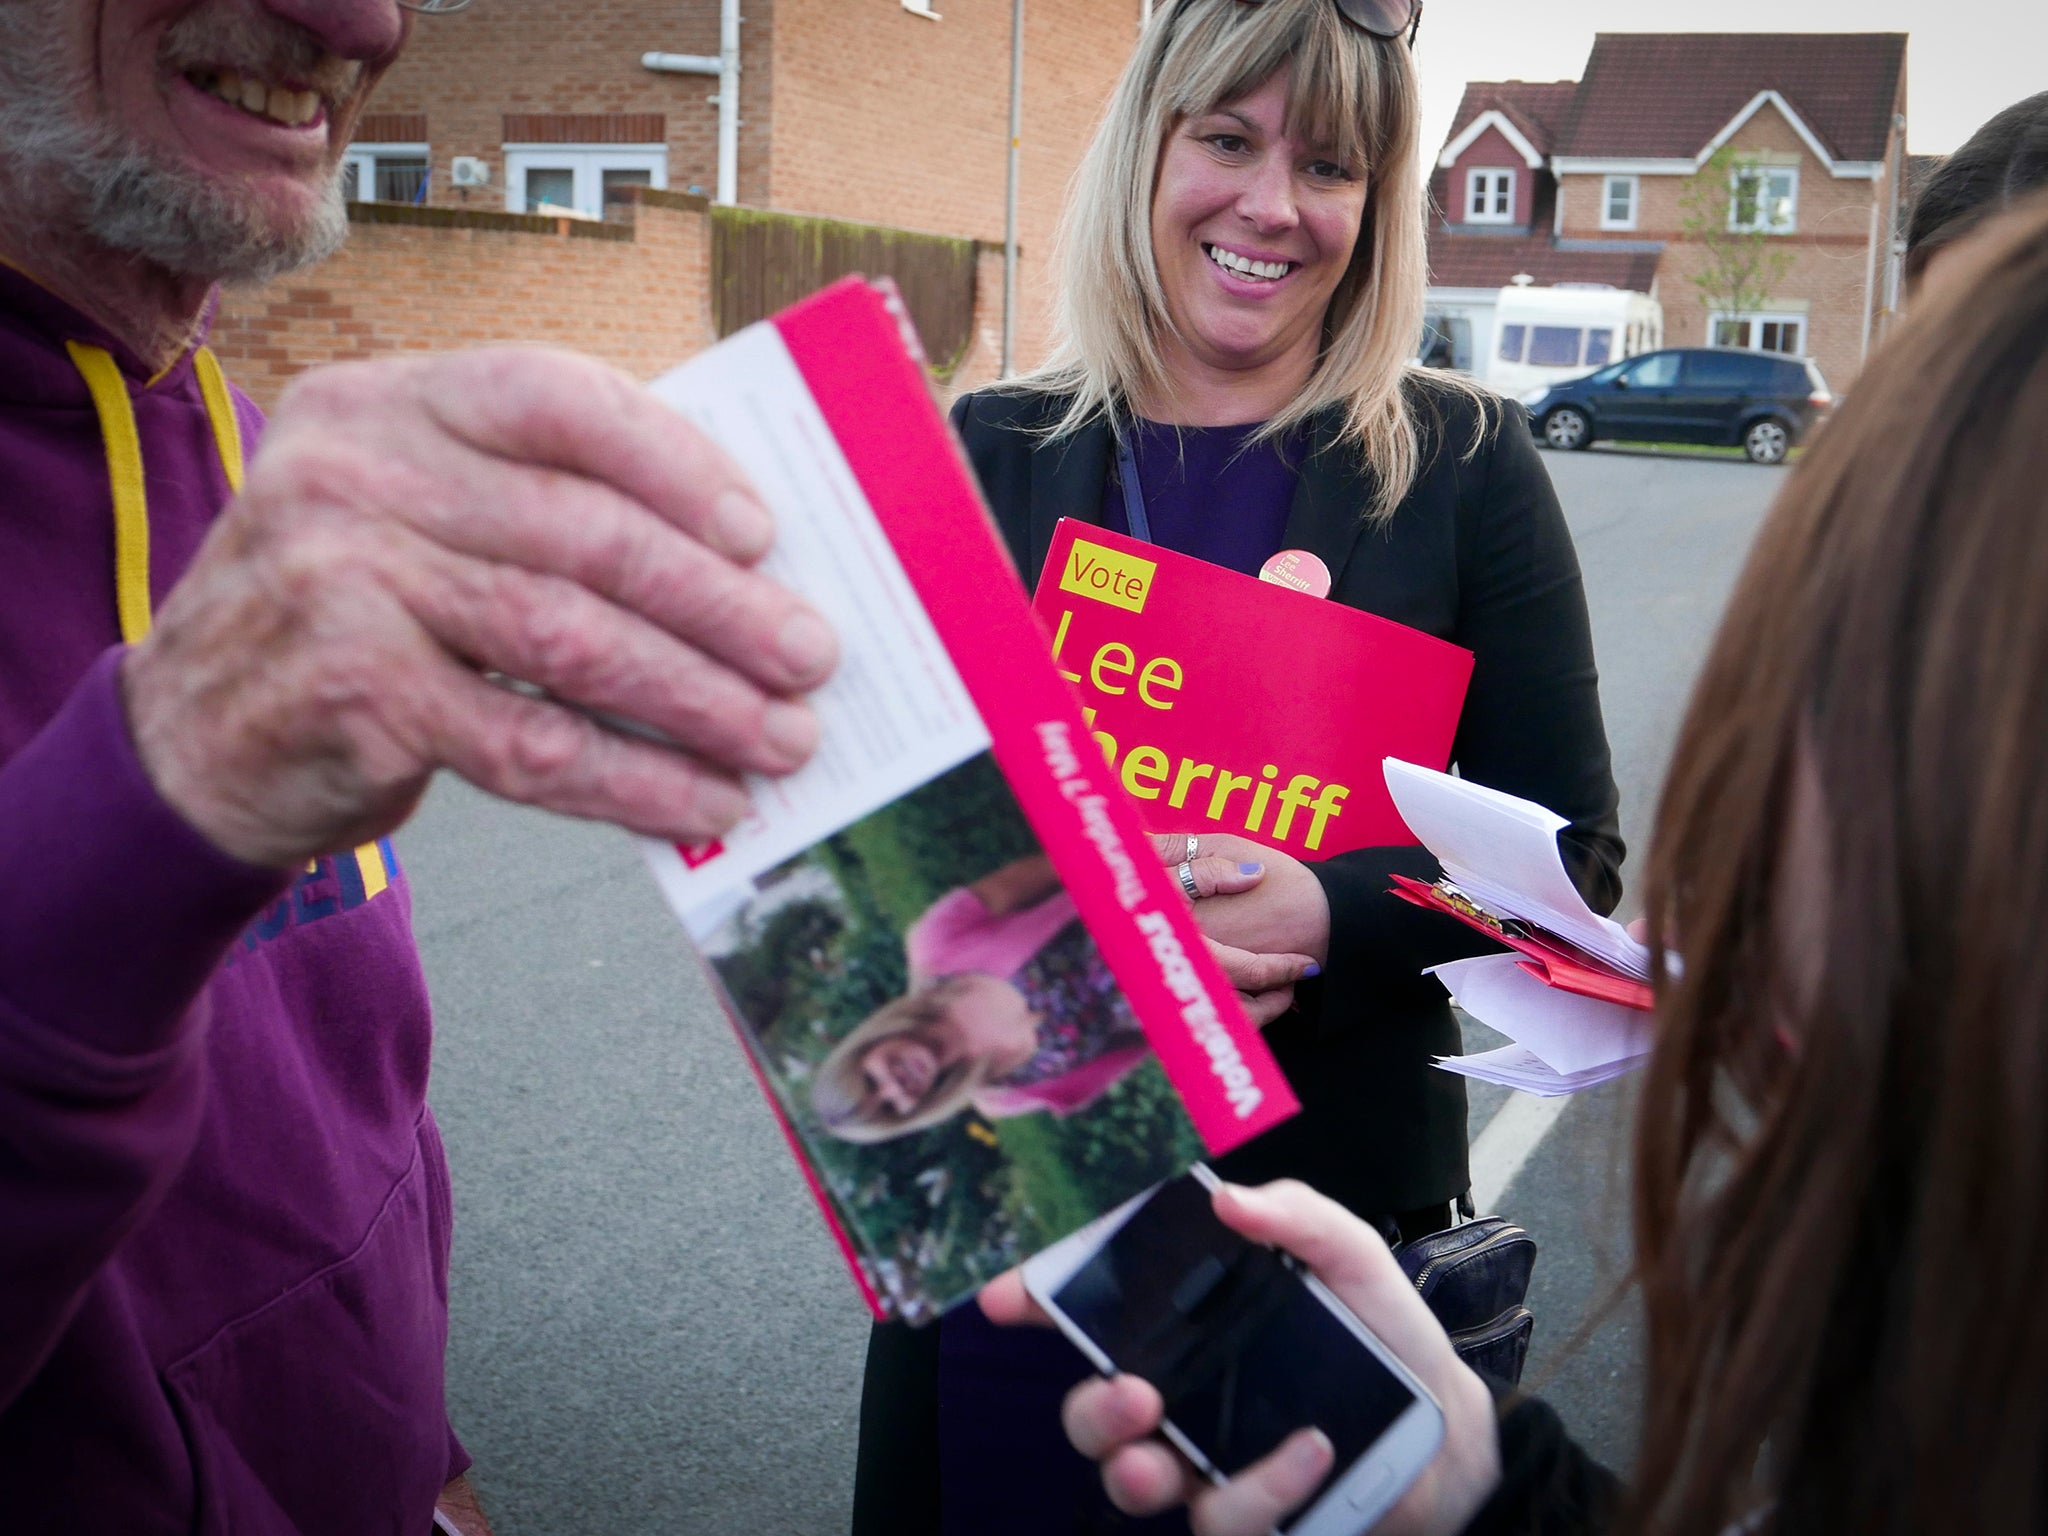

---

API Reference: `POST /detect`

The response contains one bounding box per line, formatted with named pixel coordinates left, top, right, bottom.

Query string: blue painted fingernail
left=1303, top=962, right=1322, bottom=978
left=1238, top=862, right=1263, bottom=875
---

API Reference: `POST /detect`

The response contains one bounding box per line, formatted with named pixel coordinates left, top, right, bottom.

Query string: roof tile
left=1556, top=33, right=1904, bottom=163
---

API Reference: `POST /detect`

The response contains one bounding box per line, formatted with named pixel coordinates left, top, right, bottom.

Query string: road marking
left=1469, top=1092, right=1573, bottom=1213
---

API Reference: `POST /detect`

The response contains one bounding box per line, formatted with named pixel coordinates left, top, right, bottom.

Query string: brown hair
left=1630, top=195, right=2048, bottom=1534
left=1904, top=92, right=2048, bottom=289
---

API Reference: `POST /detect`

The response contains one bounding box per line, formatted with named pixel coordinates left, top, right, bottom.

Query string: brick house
left=1429, top=34, right=1911, bottom=392
left=345, top=0, right=1145, bottom=371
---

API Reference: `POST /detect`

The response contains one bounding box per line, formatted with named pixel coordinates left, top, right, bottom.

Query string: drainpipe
left=641, top=0, right=741, bottom=206
left=1002, top=0, right=1024, bottom=377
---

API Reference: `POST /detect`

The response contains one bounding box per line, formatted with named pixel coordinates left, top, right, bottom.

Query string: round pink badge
left=1259, top=548, right=1333, bottom=598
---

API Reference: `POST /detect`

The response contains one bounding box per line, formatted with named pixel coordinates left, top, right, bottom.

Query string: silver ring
left=1183, top=834, right=1200, bottom=864
left=1177, top=860, right=1200, bottom=901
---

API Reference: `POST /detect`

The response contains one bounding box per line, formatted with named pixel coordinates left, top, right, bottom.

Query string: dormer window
left=1601, top=174, right=1638, bottom=231
left=1465, top=168, right=1516, bottom=224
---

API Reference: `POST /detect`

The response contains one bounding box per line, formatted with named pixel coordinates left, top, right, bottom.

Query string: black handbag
left=1392, top=1216, right=1538, bottom=1387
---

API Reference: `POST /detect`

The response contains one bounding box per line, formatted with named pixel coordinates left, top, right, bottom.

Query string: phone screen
left=1050, top=1174, right=1419, bottom=1482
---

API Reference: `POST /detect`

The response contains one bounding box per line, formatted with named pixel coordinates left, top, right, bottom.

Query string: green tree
left=1679, top=147, right=1797, bottom=346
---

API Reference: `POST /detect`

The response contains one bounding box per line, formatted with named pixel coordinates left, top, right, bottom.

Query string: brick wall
left=211, top=191, right=717, bottom=410
left=209, top=190, right=1010, bottom=415
left=368, top=0, right=1143, bottom=373
left=1555, top=99, right=1901, bottom=388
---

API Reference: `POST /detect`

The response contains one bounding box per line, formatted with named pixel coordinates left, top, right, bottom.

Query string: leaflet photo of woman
left=808, top=854, right=1153, bottom=1143
left=700, top=751, right=1205, bottom=1319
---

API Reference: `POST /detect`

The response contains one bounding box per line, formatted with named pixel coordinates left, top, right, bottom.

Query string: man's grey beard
left=0, top=1, right=350, bottom=286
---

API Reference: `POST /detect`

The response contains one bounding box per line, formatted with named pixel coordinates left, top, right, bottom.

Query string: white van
left=1484, top=284, right=1662, bottom=400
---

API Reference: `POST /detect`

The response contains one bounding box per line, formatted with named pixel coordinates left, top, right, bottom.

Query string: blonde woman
left=857, top=3, right=1623, bottom=1531
left=809, top=855, right=1155, bottom=1142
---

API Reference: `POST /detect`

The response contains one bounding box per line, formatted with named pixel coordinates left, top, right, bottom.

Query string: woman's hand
left=1153, top=833, right=1333, bottom=967
left=1153, top=835, right=1321, bottom=1022
left=980, top=1181, right=1502, bottom=1536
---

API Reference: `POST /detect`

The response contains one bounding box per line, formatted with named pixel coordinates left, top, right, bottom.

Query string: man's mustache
left=158, top=3, right=365, bottom=102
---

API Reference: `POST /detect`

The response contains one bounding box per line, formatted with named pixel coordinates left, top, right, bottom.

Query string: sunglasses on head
left=1235, top=0, right=1424, bottom=47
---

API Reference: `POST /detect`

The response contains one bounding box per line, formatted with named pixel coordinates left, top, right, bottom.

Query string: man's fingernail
left=776, top=610, right=837, bottom=679
left=1302, top=962, right=1321, bottom=979
left=1238, top=861, right=1263, bottom=876
left=761, top=700, right=819, bottom=765
left=710, top=489, right=773, bottom=560
left=696, top=777, right=751, bottom=829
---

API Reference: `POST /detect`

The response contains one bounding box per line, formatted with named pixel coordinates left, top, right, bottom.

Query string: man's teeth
left=1206, top=245, right=1292, bottom=281
left=194, top=68, right=322, bottom=128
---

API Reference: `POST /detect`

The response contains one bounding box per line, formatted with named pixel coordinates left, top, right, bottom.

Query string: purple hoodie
left=0, top=262, right=463, bottom=1531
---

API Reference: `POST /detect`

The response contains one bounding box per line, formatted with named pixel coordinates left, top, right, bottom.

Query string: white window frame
left=901, top=0, right=941, bottom=14
left=1599, top=174, right=1638, bottom=231
left=502, top=144, right=668, bottom=219
left=1708, top=311, right=1807, bottom=357
left=343, top=142, right=430, bottom=205
left=1728, top=164, right=1799, bottom=235
left=1464, top=168, right=1516, bottom=225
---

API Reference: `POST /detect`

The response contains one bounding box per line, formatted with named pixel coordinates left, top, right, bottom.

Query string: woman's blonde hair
left=1018, top=0, right=1482, bottom=522
left=809, top=985, right=988, bottom=1144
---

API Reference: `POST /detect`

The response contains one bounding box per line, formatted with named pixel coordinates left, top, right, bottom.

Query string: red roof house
left=1428, top=33, right=1911, bottom=390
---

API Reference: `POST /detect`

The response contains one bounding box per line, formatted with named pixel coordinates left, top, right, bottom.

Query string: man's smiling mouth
left=186, top=68, right=325, bottom=128
left=1205, top=243, right=1295, bottom=282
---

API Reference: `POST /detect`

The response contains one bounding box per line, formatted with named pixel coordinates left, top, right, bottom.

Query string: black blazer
left=947, top=382, right=1624, bottom=1216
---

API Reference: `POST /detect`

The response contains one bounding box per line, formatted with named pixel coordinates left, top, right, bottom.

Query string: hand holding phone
left=984, top=1175, right=1502, bottom=1536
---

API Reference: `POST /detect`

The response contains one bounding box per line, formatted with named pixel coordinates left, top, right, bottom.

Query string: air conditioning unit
left=450, top=156, right=490, bottom=188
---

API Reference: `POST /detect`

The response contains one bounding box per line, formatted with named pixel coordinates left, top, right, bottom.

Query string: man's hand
left=980, top=1181, right=1502, bottom=1536
left=124, top=348, right=837, bottom=868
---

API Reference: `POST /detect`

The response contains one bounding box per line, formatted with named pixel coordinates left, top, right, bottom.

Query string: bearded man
left=0, top=2, right=836, bottom=1529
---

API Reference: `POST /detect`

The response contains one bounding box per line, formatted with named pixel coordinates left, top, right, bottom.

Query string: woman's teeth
left=191, top=68, right=322, bottom=128
left=1205, top=244, right=1292, bottom=282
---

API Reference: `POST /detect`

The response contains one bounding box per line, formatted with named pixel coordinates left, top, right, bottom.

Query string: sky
left=1413, top=0, right=2048, bottom=162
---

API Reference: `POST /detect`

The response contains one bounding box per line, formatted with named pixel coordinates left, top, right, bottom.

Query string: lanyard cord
left=64, top=341, right=246, bottom=644
left=1113, top=430, right=1154, bottom=546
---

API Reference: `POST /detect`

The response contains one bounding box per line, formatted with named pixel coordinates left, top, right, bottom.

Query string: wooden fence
left=710, top=206, right=983, bottom=374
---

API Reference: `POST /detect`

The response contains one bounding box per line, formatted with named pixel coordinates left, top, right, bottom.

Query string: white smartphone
left=1021, top=1166, right=1444, bottom=1536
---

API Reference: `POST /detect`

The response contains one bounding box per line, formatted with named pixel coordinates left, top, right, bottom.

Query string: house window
left=1465, top=169, right=1515, bottom=224
left=1600, top=175, right=1638, bottom=231
left=342, top=144, right=430, bottom=205
left=1729, top=165, right=1798, bottom=234
left=1710, top=312, right=1807, bottom=356
left=503, top=145, right=668, bottom=218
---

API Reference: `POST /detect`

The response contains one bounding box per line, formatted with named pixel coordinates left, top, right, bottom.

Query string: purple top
left=0, top=263, right=463, bottom=1528
left=1101, top=417, right=1300, bottom=574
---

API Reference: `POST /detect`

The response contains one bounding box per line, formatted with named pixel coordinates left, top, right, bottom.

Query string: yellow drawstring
left=193, top=346, right=246, bottom=495
left=64, top=341, right=248, bottom=643
left=64, top=341, right=154, bottom=645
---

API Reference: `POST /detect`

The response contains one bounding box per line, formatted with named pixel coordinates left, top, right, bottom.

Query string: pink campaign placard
left=771, top=279, right=1298, bottom=1154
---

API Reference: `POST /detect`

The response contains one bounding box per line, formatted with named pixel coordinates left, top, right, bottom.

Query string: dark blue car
left=1524, top=347, right=1833, bottom=464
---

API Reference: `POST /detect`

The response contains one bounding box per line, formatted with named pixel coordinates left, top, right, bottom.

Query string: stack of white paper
left=1429, top=954, right=1650, bottom=1097
left=1383, top=759, right=1651, bottom=981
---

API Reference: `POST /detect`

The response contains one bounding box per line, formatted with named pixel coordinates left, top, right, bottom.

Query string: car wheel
left=1543, top=407, right=1590, bottom=451
left=1744, top=417, right=1791, bottom=464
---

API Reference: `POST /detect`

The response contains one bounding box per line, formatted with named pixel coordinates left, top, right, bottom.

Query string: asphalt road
left=406, top=442, right=1784, bottom=1534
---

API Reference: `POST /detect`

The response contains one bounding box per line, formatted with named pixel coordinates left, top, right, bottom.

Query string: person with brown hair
left=987, top=191, right=2048, bottom=1535
left=1905, top=90, right=2048, bottom=293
